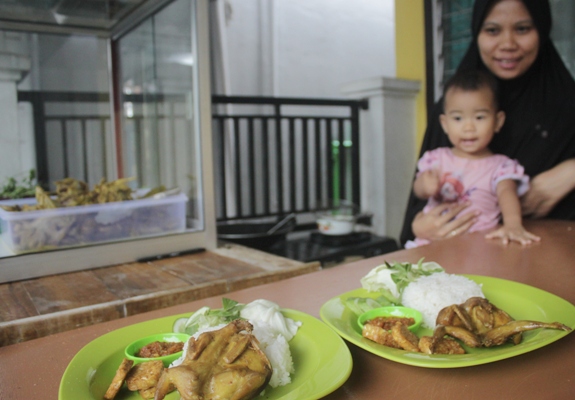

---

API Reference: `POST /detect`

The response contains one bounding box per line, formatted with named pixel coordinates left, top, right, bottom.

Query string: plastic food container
left=0, top=193, right=188, bottom=253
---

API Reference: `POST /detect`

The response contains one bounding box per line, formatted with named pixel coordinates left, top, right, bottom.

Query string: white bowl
left=317, top=214, right=356, bottom=235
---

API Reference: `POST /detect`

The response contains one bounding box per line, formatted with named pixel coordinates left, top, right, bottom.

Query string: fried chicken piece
left=436, top=304, right=475, bottom=331
left=489, top=302, right=523, bottom=344
left=419, top=335, right=466, bottom=354
left=89, top=177, right=134, bottom=203
left=432, top=336, right=465, bottom=354
left=391, top=322, right=420, bottom=352
left=419, top=325, right=466, bottom=354
left=34, top=186, right=59, bottom=209
left=126, top=360, right=164, bottom=391
left=462, top=297, right=497, bottom=334
left=361, top=323, right=402, bottom=349
left=443, top=325, right=482, bottom=348
left=418, top=336, right=435, bottom=354
left=55, top=177, right=89, bottom=206
left=154, top=319, right=272, bottom=400
left=461, top=297, right=523, bottom=344
left=104, top=358, right=134, bottom=400
left=139, top=386, right=158, bottom=399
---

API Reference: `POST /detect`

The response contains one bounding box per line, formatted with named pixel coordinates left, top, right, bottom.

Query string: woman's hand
left=521, top=159, right=575, bottom=218
left=411, top=202, right=479, bottom=242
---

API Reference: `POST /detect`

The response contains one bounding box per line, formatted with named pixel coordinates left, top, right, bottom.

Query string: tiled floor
left=0, top=243, right=320, bottom=347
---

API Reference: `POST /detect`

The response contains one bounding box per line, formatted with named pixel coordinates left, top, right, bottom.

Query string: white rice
left=250, top=320, right=295, bottom=388
left=401, top=273, right=484, bottom=329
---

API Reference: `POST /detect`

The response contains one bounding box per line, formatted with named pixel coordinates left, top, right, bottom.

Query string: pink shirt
left=407, top=147, right=529, bottom=248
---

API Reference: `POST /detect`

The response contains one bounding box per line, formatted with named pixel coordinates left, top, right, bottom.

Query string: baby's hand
left=419, top=170, right=441, bottom=198
left=484, top=225, right=541, bottom=246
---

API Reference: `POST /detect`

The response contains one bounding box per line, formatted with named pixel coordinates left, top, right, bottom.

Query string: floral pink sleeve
left=416, top=148, right=441, bottom=175
left=492, top=157, right=530, bottom=196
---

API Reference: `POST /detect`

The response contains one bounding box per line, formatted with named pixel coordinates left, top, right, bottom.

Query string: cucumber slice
left=172, top=317, right=188, bottom=333
left=345, top=296, right=394, bottom=315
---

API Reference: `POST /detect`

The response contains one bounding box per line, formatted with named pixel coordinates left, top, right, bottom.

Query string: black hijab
left=399, top=0, right=575, bottom=245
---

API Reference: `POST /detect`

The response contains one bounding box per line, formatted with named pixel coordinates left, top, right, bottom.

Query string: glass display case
left=0, top=0, right=216, bottom=283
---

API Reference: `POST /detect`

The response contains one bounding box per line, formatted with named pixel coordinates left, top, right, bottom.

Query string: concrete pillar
left=341, top=77, right=420, bottom=240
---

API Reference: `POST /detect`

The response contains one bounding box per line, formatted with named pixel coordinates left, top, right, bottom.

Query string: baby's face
left=440, top=86, right=505, bottom=159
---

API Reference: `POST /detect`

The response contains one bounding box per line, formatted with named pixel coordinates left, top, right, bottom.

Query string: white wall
left=213, top=0, right=395, bottom=97
left=0, top=32, right=32, bottom=185
left=20, top=34, right=109, bottom=92
left=211, top=0, right=401, bottom=237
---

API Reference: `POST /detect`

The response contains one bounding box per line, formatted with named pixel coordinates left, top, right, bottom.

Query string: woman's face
left=477, top=0, right=540, bottom=80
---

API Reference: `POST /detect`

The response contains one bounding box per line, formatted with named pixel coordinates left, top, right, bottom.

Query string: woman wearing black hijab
left=400, top=0, right=575, bottom=245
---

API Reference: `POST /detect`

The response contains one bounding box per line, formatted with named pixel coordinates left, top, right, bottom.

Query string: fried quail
left=154, top=319, right=272, bottom=400
left=362, top=296, right=571, bottom=355
left=482, top=320, right=571, bottom=347
left=436, top=297, right=571, bottom=348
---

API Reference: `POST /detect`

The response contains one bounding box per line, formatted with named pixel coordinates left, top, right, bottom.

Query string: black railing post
left=288, top=117, right=296, bottom=212
left=301, top=117, right=310, bottom=211
left=247, top=117, right=256, bottom=215
left=262, top=117, right=270, bottom=215
left=274, top=103, right=283, bottom=214
left=17, top=92, right=49, bottom=189
left=233, top=116, right=242, bottom=215
left=350, top=102, right=362, bottom=207
left=211, top=95, right=368, bottom=222
left=314, top=117, right=322, bottom=210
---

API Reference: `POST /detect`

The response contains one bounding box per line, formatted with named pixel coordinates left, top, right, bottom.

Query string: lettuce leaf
left=174, top=298, right=245, bottom=335
left=360, top=259, right=444, bottom=303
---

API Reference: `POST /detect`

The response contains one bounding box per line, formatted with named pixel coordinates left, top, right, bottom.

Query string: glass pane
left=441, top=0, right=474, bottom=84
left=116, top=0, right=203, bottom=231
left=551, top=0, right=575, bottom=77
left=10, top=32, right=112, bottom=190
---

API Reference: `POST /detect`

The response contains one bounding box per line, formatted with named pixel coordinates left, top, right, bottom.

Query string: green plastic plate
left=320, top=275, right=575, bottom=368
left=59, top=309, right=352, bottom=399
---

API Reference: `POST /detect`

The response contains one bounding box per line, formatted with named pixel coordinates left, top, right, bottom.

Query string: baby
left=407, top=69, right=540, bottom=247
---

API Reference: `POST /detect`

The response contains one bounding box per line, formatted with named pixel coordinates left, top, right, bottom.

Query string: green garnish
left=360, top=258, right=444, bottom=304
left=388, top=259, right=443, bottom=294
left=173, top=298, right=245, bottom=336
left=0, top=170, right=36, bottom=199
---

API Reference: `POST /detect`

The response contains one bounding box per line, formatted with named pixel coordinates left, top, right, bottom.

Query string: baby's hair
left=442, top=69, right=500, bottom=111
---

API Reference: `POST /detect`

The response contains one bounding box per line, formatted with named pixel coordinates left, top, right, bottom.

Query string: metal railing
left=17, top=91, right=368, bottom=223
left=17, top=91, right=111, bottom=189
left=212, top=95, right=368, bottom=221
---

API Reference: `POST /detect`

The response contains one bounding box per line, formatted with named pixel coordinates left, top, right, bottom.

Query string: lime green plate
left=59, top=309, right=352, bottom=399
left=320, top=275, right=575, bottom=368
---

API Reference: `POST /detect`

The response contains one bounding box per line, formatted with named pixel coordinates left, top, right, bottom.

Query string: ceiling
left=0, top=0, right=161, bottom=31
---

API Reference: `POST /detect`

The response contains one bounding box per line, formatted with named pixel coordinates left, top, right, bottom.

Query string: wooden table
left=1, top=219, right=574, bottom=399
